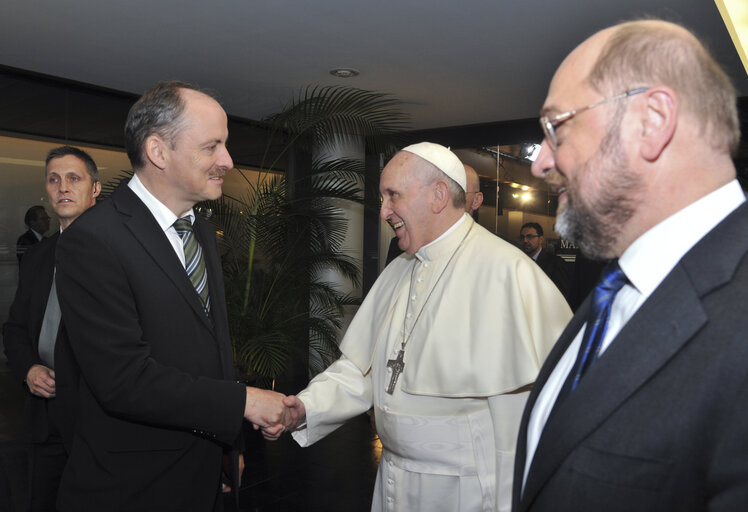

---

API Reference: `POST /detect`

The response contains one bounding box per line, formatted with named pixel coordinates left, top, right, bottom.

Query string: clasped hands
left=244, top=387, right=306, bottom=440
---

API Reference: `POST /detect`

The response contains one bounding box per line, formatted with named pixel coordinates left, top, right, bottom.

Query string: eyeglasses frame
left=539, top=87, right=649, bottom=150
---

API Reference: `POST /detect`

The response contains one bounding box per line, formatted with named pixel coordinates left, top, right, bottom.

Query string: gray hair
left=125, top=80, right=216, bottom=170
left=420, top=164, right=466, bottom=209
left=45, top=145, right=99, bottom=183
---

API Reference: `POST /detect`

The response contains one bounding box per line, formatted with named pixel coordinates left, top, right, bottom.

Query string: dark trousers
left=27, top=400, right=68, bottom=512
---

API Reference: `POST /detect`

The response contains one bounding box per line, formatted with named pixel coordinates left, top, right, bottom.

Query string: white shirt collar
left=128, top=173, right=195, bottom=231
left=619, top=179, right=745, bottom=299
left=416, top=213, right=468, bottom=261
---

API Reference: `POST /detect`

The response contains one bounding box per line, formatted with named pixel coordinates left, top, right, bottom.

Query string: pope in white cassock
left=279, top=142, right=572, bottom=511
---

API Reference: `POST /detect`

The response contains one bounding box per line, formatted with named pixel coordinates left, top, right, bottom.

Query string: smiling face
left=45, top=154, right=101, bottom=229
left=379, top=152, right=440, bottom=255
left=531, top=31, right=642, bottom=260
left=160, top=89, right=233, bottom=216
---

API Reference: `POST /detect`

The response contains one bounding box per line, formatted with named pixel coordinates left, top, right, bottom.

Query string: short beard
left=555, top=112, right=641, bottom=260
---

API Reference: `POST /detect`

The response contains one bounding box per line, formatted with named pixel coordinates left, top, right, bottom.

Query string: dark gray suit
left=534, top=248, right=572, bottom=307
left=55, top=182, right=246, bottom=512
left=514, top=201, right=748, bottom=512
left=4, top=233, right=78, bottom=509
left=16, top=228, right=41, bottom=263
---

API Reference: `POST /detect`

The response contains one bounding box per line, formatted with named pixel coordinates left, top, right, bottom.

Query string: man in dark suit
left=4, top=145, right=101, bottom=511
left=513, top=20, right=748, bottom=511
left=54, top=81, right=287, bottom=512
left=519, top=222, right=571, bottom=305
left=16, top=205, right=51, bottom=263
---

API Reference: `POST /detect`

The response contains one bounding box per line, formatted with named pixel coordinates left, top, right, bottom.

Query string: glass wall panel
left=0, top=134, right=268, bottom=329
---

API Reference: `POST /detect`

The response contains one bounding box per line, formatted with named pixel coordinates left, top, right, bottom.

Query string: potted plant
left=204, top=85, right=409, bottom=390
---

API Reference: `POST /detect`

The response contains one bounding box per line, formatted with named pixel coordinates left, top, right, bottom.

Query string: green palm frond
left=206, top=85, right=409, bottom=382
left=264, top=85, right=409, bottom=163
left=98, top=169, right=134, bottom=199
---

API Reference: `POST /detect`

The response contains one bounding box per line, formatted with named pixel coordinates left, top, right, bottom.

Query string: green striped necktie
left=173, top=217, right=210, bottom=314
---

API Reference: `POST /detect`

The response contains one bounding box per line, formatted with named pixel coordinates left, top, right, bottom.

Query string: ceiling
left=1, top=0, right=746, bottom=132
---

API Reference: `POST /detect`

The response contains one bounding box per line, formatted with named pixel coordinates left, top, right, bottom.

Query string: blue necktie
left=173, top=218, right=211, bottom=315
left=556, top=261, right=628, bottom=405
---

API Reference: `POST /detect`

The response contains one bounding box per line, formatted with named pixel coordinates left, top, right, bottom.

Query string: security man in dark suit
left=519, top=222, right=571, bottom=306
left=16, top=205, right=51, bottom=263
left=4, top=145, right=100, bottom=511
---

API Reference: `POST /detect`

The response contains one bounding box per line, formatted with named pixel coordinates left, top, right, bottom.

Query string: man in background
left=515, top=20, right=748, bottom=511
left=4, top=145, right=100, bottom=511
left=464, top=164, right=484, bottom=216
left=16, top=205, right=50, bottom=263
left=519, top=222, right=571, bottom=305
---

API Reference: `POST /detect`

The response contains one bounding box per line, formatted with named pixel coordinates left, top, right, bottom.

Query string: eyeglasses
left=519, top=234, right=540, bottom=241
left=539, top=87, right=649, bottom=150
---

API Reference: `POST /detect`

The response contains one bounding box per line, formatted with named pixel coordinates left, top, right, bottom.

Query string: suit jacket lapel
left=513, top=300, right=589, bottom=509
left=193, top=215, right=234, bottom=377
left=520, top=268, right=707, bottom=508
left=31, top=234, right=59, bottom=349
left=112, top=183, right=214, bottom=332
left=520, top=202, right=748, bottom=510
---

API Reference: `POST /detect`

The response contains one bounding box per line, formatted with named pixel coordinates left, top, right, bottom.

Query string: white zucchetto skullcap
left=402, top=142, right=466, bottom=192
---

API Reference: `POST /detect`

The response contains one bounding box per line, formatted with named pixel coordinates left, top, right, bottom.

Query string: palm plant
left=204, top=85, right=409, bottom=387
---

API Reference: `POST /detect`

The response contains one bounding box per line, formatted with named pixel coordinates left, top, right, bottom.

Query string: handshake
left=243, top=387, right=306, bottom=440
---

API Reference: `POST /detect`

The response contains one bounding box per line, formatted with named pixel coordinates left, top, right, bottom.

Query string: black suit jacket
left=16, top=228, right=41, bottom=263
left=3, top=233, right=78, bottom=448
left=534, top=249, right=572, bottom=306
left=55, top=182, right=246, bottom=512
left=514, top=202, right=748, bottom=512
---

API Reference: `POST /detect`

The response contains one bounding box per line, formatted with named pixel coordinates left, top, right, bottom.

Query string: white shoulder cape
left=340, top=216, right=572, bottom=397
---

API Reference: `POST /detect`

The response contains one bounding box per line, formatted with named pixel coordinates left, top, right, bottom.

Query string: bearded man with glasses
left=514, top=19, right=748, bottom=512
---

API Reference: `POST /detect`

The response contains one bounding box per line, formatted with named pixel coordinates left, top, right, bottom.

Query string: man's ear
left=638, top=86, right=677, bottom=162
left=144, top=135, right=168, bottom=170
left=431, top=180, right=450, bottom=213
left=92, top=180, right=101, bottom=199
left=472, top=191, right=484, bottom=212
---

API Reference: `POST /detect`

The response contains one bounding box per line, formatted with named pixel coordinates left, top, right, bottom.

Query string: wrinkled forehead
left=45, top=155, right=86, bottom=175
left=381, top=152, right=422, bottom=184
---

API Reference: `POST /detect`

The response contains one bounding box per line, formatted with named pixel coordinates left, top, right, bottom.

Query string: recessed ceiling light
left=329, top=68, right=360, bottom=78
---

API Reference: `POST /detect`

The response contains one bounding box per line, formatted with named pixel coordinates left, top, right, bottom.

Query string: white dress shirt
left=127, top=173, right=194, bottom=269
left=523, top=179, right=746, bottom=491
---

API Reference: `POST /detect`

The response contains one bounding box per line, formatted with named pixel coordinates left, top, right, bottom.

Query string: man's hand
left=281, top=395, right=306, bottom=431
left=221, top=453, right=245, bottom=493
left=259, top=395, right=307, bottom=441
left=244, top=387, right=286, bottom=428
left=260, top=423, right=285, bottom=441
left=26, top=364, right=56, bottom=398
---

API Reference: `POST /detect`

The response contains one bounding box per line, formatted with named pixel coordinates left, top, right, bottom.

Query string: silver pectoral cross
left=386, top=349, right=405, bottom=394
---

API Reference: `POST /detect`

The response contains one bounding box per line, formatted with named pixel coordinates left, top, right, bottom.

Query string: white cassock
left=293, top=214, right=571, bottom=511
